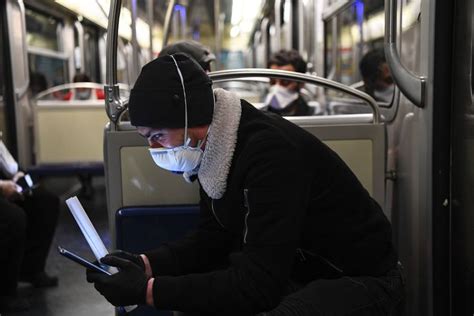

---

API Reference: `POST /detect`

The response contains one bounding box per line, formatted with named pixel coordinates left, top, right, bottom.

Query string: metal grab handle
left=34, top=82, right=129, bottom=101
left=209, top=69, right=382, bottom=124
left=384, top=0, right=426, bottom=107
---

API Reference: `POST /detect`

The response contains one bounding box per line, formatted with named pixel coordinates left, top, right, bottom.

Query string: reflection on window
left=324, top=1, right=385, bottom=86
left=25, top=8, right=62, bottom=51
left=28, top=53, right=68, bottom=95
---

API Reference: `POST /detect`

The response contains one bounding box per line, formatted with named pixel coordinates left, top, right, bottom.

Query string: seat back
left=105, top=114, right=386, bottom=242
left=115, top=205, right=199, bottom=316
left=116, top=205, right=200, bottom=253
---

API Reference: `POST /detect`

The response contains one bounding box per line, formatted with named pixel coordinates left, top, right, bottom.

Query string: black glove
left=108, top=250, right=145, bottom=271
left=86, top=255, right=149, bottom=306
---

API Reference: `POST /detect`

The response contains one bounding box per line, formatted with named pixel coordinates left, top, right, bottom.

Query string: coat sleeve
left=143, top=189, right=234, bottom=277
left=151, top=134, right=311, bottom=315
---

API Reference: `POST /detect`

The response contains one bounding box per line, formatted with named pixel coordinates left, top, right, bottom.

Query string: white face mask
left=149, top=138, right=205, bottom=173
left=373, top=84, right=395, bottom=103
left=148, top=55, right=208, bottom=174
left=265, top=85, right=299, bottom=110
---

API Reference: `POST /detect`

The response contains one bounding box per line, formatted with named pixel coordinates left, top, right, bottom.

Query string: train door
left=449, top=0, right=474, bottom=314
left=0, top=0, right=15, bottom=150
left=4, top=0, right=31, bottom=167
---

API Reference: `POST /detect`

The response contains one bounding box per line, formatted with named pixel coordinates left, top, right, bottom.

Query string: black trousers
left=0, top=187, right=59, bottom=295
left=259, top=264, right=405, bottom=316
left=173, top=264, right=405, bottom=316
left=0, top=197, right=26, bottom=296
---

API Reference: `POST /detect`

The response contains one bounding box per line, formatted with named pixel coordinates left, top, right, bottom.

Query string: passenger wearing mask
left=263, top=49, right=314, bottom=116
left=72, top=73, right=105, bottom=100
left=0, top=137, right=59, bottom=313
left=86, top=53, right=403, bottom=315
left=359, top=48, right=395, bottom=103
left=159, top=40, right=216, bottom=73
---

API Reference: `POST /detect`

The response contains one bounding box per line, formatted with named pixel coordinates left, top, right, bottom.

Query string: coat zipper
left=243, top=189, right=250, bottom=244
left=211, top=199, right=225, bottom=228
left=298, top=248, right=344, bottom=273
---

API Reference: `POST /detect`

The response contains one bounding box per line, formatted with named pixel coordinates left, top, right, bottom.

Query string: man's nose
left=148, top=139, right=164, bottom=148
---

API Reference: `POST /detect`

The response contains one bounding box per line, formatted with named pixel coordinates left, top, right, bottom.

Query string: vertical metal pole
left=105, top=0, right=124, bottom=127
left=74, top=21, right=86, bottom=73
left=130, top=0, right=140, bottom=83
left=180, top=5, right=187, bottom=39
left=106, top=0, right=121, bottom=86
left=286, top=0, right=293, bottom=49
left=214, top=0, right=221, bottom=70
left=274, top=0, right=282, bottom=51
left=261, top=18, right=269, bottom=67
left=297, top=0, right=305, bottom=58
left=162, top=0, right=177, bottom=48
left=147, top=0, right=154, bottom=59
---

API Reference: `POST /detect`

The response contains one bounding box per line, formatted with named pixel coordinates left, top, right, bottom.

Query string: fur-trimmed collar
left=196, top=88, right=241, bottom=199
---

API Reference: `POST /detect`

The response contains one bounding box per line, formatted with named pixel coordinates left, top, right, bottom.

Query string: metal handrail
left=209, top=69, right=381, bottom=124
left=384, top=0, right=425, bottom=107
left=35, top=83, right=129, bottom=101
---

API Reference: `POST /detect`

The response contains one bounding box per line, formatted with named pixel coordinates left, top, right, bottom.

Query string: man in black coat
left=87, top=53, right=404, bottom=315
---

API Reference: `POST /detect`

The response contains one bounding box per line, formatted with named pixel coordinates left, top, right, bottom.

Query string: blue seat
left=115, top=205, right=200, bottom=316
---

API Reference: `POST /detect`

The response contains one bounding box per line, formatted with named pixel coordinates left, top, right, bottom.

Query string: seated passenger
left=359, top=48, right=395, bottom=103
left=86, top=54, right=404, bottom=315
left=159, top=40, right=216, bottom=72
left=71, top=73, right=105, bottom=100
left=29, top=72, right=48, bottom=96
left=0, top=139, right=60, bottom=313
left=263, top=49, right=314, bottom=116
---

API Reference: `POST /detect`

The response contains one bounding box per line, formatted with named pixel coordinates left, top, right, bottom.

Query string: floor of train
left=6, top=176, right=114, bottom=316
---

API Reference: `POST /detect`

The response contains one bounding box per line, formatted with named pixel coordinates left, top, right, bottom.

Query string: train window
left=324, top=0, right=385, bottom=87
left=28, top=52, right=69, bottom=94
left=83, top=26, right=101, bottom=83
left=25, top=8, right=63, bottom=52
left=25, top=7, right=69, bottom=95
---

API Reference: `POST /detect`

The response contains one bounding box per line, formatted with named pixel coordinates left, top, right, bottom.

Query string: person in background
left=263, top=49, right=314, bottom=116
left=29, top=72, right=48, bottom=96
left=86, top=53, right=403, bottom=315
left=73, top=73, right=93, bottom=100
left=0, top=137, right=60, bottom=313
left=359, top=48, right=395, bottom=103
left=72, top=73, right=105, bottom=100
left=159, top=40, right=216, bottom=73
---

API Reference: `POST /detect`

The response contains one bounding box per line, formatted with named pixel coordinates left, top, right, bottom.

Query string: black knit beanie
left=128, top=53, right=214, bottom=128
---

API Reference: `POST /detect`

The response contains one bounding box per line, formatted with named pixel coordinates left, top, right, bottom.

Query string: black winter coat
left=145, top=100, right=397, bottom=315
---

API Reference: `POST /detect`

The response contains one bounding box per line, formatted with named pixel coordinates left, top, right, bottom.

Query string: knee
left=31, top=188, right=60, bottom=215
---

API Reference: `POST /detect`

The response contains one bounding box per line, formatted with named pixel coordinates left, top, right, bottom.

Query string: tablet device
left=58, top=246, right=111, bottom=275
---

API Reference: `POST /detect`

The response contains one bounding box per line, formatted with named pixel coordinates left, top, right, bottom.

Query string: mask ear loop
left=169, top=54, right=189, bottom=146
